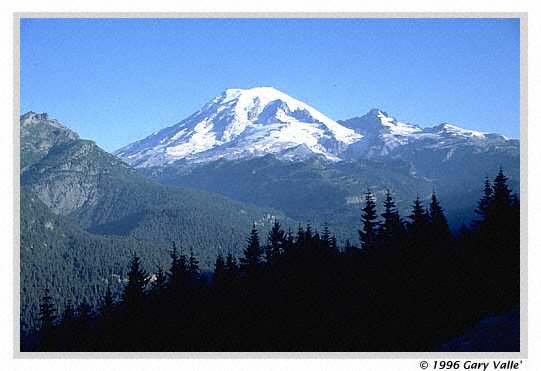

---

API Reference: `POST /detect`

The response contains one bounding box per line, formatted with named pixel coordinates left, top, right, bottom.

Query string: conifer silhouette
left=359, top=190, right=379, bottom=251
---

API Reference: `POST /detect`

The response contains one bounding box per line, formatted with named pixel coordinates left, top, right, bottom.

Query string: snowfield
left=115, top=87, right=511, bottom=167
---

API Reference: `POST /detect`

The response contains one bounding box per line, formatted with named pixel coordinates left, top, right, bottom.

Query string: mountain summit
left=116, top=87, right=515, bottom=168
left=115, top=87, right=361, bottom=166
left=21, top=111, right=80, bottom=169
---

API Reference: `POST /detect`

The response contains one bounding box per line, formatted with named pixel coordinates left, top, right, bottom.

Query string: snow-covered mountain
left=116, top=87, right=516, bottom=167
left=340, top=109, right=512, bottom=160
left=115, top=87, right=361, bottom=167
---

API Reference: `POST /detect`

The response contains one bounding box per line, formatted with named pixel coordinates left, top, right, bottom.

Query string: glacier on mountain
left=115, top=87, right=513, bottom=167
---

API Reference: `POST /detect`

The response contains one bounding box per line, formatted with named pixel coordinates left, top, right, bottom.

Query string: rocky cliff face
left=20, top=112, right=137, bottom=215
left=22, top=140, right=118, bottom=215
left=20, top=112, right=290, bottom=248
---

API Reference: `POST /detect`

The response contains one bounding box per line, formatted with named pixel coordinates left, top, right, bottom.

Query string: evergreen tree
left=123, top=253, right=148, bottom=308
left=305, top=223, right=313, bottom=242
left=100, top=285, right=115, bottom=319
left=359, top=191, right=379, bottom=251
left=213, top=254, right=226, bottom=288
left=321, top=223, right=331, bottom=249
left=492, top=167, right=513, bottom=212
left=188, top=249, right=201, bottom=282
left=475, top=176, right=493, bottom=222
left=169, top=242, right=188, bottom=292
left=296, top=224, right=305, bottom=247
left=240, top=224, right=263, bottom=277
left=225, top=252, right=239, bottom=283
left=428, top=192, right=451, bottom=240
left=408, top=195, right=428, bottom=232
left=379, top=189, right=403, bottom=243
left=473, top=168, right=519, bottom=310
left=266, top=219, right=285, bottom=263
left=285, top=228, right=295, bottom=251
left=152, top=266, right=168, bottom=291
left=329, top=234, right=337, bottom=251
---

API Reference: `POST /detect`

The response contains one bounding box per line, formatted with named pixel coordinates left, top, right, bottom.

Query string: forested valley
left=25, top=169, right=519, bottom=352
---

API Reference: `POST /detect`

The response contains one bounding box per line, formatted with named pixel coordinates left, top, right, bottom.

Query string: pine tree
left=408, top=195, right=428, bottom=231
left=379, top=189, right=403, bottom=243
left=476, top=168, right=514, bottom=231
left=123, top=253, right=148, bottom=308
left=321, top=223, right=331, bottom=249
left=305, top=223, right=313, bottom=242
left=152, top=266, right=167, bottom=291
left=330, top=234, right=337, bottom=251
left=285, top=228, right=295, bottom=251
left=429, top=192, right=451, bottom=240
left=169, top=242, right=188, bottom=292
left=296, top=224, right=305, bottom=247
left=475, top=176, right=493, bottom=221
left=266, top=219, right=285, bottom=263
left=188, top=249, right=200, bottom=282
left=492, top=167, right=513, bottom=211
left=475, top=168, right=519, bottom=309
left=359, top=190, right=379, bottom=251
left=240, top=224, right=263, bottom=277
left=213, top=254, right=226, bottom=288
left=225, top=252, right=239, bottom=283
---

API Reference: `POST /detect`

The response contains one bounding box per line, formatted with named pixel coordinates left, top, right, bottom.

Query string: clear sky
left=20, top=18, right=520, bottom=151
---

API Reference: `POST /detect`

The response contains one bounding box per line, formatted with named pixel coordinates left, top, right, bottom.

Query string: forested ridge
left=25, top=169, right=519, bottom=352
left=20, top=115, right=291, bottom=337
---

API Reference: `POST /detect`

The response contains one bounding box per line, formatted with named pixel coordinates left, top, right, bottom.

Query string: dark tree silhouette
left=123, top=253, right=148, bottom=309
left=408, top=195, right=429, bottom=234
left=429, top=192, right=451, bottom=240
left=266, top=219, right=286, bottom=264
left=152, top=266, right=168, bottom=291
left=168, top=242, right=188, bottom=293
left=188, top=249, right=200, bottom=281
left=28, top=171, right=520, bottom=353
left=379, top=189, right=404, bottom=244
left=475, top=176, right=494, bottom=222
left=240, top=224, right=263, bottom=278
left=213, top=254, right=226, bottom=288
left=359, top=190, right=379, bottom=252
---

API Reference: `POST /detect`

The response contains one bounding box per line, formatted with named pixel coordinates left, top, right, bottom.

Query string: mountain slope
left=20, top=112, right=300, bottom=338
left=20, top=113, right=291, bottom=268
left=20, top=190, right=171, bottom=336
left=115, top=87, right=361, bottom=166
left=116, top=87, right=518, bottom=169
left=127, top=90, right=518, bottom=238
left=142, top=155, right=436, bottom=243
left=20, top=112, right=80, bottom=170
left=340, top=109, right=515, bottom=160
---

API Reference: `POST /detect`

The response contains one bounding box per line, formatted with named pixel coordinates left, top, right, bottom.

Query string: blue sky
left=20, top=18, right=520, bottom=151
